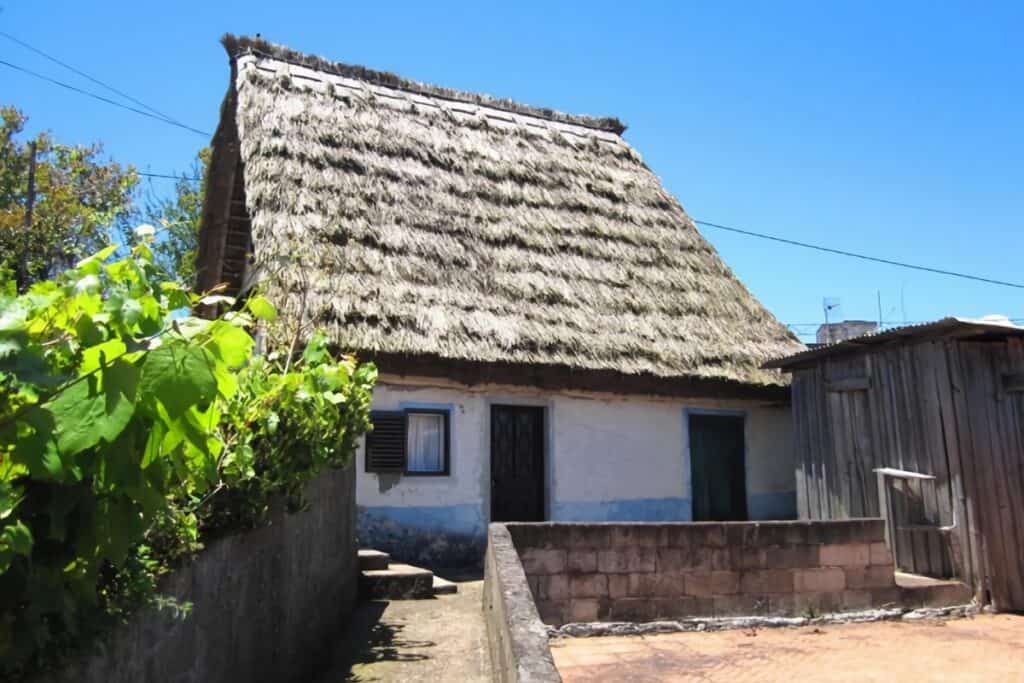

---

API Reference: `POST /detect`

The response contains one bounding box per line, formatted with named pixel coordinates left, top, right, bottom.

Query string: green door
left=689, top=413, right=748, bottom=521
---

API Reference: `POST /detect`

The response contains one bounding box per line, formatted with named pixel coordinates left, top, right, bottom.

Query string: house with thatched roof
left=197, top=35, right=806, bottom=567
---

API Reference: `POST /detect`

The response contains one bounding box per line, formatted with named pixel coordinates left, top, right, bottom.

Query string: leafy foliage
left=0, top=238, right=375, bottom=676
left=0, top=107, right=136, bottom=291
left=125, top=148, right=210, bottom=286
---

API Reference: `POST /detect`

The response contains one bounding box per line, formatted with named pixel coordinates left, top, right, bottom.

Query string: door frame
left=684, top=407, right=749, bottom=521
left=487, top=400, right=549, bottom=523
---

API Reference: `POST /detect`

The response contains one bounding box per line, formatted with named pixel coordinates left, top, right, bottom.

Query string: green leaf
left=121, top=297, right=143, bottom=325
left=75, top=244, right=117, bottom=270
left=206, top=321, right=254, bottom=369
left=91, top=496, right=142, bottom=566
left=139, top=343, right=218, bottom=418
left=246, top=295, right=277, bottom=322
left=79, top=339, right=127, bottom=375
left=2, top=520, right=34, bottom=556
left=47, top=360, right=139, bottom=456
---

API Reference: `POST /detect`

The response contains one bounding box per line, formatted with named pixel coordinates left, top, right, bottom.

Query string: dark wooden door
left=690, top=413, right=748, bottom=521
left=491, top=405, right=545, bottom=522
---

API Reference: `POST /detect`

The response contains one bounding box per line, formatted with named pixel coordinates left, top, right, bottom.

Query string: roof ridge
left=221, top=34, right=627, bottom=135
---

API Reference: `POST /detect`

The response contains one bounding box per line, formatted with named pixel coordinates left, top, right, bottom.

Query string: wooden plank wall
left=956, top=340, right=1024, bottom=610
left=789, top=338, right=1012, bottom=597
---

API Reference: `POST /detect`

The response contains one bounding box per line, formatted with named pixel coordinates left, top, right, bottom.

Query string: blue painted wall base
left=552, top=497, right=692, bottom=522
left=357, top=503, right=486, bottom=569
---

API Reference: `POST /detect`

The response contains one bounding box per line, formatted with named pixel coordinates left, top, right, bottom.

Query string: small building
left=767, top=317, right=1024, bottom=611
left=816, top=320, right=878, bottom=345
left=197, top=35, right=805, bottom=567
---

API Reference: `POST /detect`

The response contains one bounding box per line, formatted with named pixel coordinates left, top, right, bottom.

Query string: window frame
left=402, top=408, right=451, bottom=477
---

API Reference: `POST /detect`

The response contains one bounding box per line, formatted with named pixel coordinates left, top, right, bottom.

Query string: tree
left=132, top=148, right=210, bottom=286
left=0, top=107, right=136, bottom=291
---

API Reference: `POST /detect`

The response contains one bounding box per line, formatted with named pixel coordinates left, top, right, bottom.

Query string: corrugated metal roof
left=764, top=316, right=1024, bottom=370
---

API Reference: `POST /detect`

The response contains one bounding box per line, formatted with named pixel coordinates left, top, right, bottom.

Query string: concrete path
left=316, top=578, right=492, bottom=682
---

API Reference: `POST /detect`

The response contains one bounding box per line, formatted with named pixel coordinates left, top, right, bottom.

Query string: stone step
left=361, top=563, right=435, bottom=600
left=358, top=548, right=390, bottom=571
left=432, top=575, right=458, bottom=595
left=895, top=572, right=973, bottom=608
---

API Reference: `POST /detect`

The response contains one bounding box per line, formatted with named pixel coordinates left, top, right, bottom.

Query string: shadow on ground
left=315, top=577, right=490, bottom=683
left=327, top=602, right=436, bottom=681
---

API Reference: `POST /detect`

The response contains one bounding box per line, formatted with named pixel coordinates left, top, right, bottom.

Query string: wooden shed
left=766, top=317, right=1024, bottom=611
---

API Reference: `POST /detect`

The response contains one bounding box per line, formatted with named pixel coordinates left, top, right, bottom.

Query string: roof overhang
left=764, top=317, right=1024, bottom=371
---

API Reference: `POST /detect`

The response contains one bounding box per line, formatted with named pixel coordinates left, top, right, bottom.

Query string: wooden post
left=23, top=140, right=36, bottom=230
left=876, top=470, right=895, bottom=558
left=13, top=140, right=38, bottom=291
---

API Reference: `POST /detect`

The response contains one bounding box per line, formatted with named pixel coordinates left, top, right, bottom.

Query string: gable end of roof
left=221, top=33, right=627, bottom=135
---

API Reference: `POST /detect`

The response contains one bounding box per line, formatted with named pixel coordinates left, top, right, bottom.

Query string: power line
left=694, top=218, right=1024, bottom=290
left=0, top=30, right=191, bottom=130
left=138, top=171, right=201, bottom=181
left=0, top=58, right=210, bottom=137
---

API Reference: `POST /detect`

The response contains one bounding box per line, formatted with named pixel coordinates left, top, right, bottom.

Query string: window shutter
left=366, top=411, right=407, bottom=472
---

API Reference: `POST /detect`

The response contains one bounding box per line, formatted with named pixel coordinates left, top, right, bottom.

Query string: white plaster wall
left=357, top=378, right=797, bottom=521
left=356, top=384, right=487, bottom=509
left=549, top=396, right=686, bottom=503
left=745, top=406, right=796, bottom=495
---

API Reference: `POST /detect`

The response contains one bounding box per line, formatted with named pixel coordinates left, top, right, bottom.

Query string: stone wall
left=39, top=465, right=359, bottom=683
left=483, top=524, right=562, bottom=683
left=505, top=520, right=897, bottom=626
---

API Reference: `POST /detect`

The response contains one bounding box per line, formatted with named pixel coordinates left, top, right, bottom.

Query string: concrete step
left=432, top=575, right=458, bottom=595
left=896, top=572, right=973, bottom=608
left=361, top=563, right=435, bottom=600
left=358, top=548, right=390, bottom=571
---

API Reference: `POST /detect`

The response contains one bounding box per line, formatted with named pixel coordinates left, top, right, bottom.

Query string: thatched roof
left=207, top=35, right=803, bottom=392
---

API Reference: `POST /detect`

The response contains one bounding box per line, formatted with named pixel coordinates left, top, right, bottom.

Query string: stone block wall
left=505, top=520, right=897, bottom=626
left=38, top=465, right=359, bottom=683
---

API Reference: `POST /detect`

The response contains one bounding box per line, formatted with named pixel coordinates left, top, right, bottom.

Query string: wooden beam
left=195, top=58, right=241, bottom=317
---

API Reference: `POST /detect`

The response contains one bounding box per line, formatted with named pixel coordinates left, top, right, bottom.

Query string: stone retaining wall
left=483, top=524, right=562, bottom=683
left=505, top=520, right=897, bottom=626
left=37, top=465, right=359, bottom=683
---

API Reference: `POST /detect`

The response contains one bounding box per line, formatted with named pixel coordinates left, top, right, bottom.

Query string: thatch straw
left=222, top=35, right=804, bottom=388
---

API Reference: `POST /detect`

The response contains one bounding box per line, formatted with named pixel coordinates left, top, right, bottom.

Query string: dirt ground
left=550, top=614, right=1024, bottom=682
left=314, top=577, right=491, bottom=682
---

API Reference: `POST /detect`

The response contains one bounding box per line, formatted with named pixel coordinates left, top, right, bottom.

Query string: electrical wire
left=0, top=30, right=192, bottom=130
left=0, top=58, right=210, bottom=137
left=694, top=219, right=1024, bottom=290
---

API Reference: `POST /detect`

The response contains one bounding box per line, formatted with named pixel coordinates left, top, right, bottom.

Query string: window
left=366, top=409, right=450, bottom=476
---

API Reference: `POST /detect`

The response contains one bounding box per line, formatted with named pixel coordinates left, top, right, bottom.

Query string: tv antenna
left=823, top=297, right=841, bottom=343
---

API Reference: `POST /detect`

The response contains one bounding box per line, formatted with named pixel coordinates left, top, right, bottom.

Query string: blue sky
left=2, top=1, right=1021, bottom=341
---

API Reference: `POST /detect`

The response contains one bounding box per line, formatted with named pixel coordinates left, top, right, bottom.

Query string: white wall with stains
left=356, top=377, right=795, bottom=566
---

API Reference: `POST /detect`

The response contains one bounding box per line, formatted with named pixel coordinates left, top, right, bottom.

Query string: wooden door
left=690, top=413, right=748, bottom=521
left=490, top=405, right=545, bottom=522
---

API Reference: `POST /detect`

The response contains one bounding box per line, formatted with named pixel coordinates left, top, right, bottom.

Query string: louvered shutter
left=366, top=411, right=407, bottom=472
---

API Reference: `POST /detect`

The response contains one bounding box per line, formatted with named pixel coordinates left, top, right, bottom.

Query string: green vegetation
left=0, top=107, right=136, bottom=291
left=0, top=235, right=376, bottom=676
left=1, top=105, right=207, bottom=291
left=125, top=148, right=209, bottom=286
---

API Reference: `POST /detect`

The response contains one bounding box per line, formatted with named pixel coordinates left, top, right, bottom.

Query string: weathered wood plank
left=916, top=343, right=950, bottom=577
left=945, top=341, right=989, bottom=603
left=811, top=364, right=832, bottom=519
left=960, top=343, right=1015, bottom=608
left=792, top=373, right=811, bottom=519
left=987, top=343, right=1024, bottom=609
left=928, top=341, right=972, bottom=583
